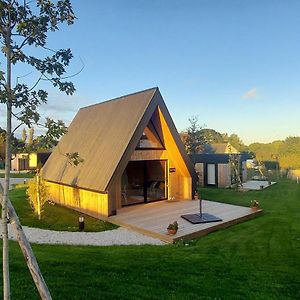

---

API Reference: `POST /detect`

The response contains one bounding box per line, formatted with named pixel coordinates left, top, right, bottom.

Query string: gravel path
left=7, top=225, right=165, bottom=246
left=1, top=177, right=165, bottom=246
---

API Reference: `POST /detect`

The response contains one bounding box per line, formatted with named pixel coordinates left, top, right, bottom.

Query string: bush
left=26, top=171, right=48, bottom=220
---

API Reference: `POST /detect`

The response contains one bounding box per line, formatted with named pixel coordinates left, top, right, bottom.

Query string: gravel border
left=1, top=178, right=165, bottom=246
left=7, top=225, right=165, bottom=246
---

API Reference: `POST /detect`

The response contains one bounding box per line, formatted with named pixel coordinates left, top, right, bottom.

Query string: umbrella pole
left=199, top=198, right=202, bottom=218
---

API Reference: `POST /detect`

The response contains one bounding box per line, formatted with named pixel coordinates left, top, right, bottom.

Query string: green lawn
left=9, top=186, right=118, bottom=232
left=3, top=179, right=300, bottom=299
left=0, top=172, right=35, bottom=178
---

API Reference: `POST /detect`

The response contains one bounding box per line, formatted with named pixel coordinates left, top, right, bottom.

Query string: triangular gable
left=107, top=89, right=196, bottom=190
left=225, top=143, right=239, bottom=154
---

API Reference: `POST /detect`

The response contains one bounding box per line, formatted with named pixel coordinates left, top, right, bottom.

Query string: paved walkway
left=242, top=180, right=276, bottom=190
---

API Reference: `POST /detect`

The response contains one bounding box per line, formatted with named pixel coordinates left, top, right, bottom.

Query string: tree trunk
left=0, top=185, right=52, bottom=300
left=2, top=103, right=11, bottom=300
left=2, top=10, right=12, bottom=299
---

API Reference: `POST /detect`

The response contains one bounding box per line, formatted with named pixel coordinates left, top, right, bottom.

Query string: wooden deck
left=108, top=199, right=262, bottom=243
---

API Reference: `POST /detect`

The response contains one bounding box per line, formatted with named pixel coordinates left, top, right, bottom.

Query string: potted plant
left=250, top=200, right=260, bottom=211
left=167, top=221, right=178, bottom=235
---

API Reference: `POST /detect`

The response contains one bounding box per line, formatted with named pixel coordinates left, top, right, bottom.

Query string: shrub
left=26, top=171, right=48, bottom=220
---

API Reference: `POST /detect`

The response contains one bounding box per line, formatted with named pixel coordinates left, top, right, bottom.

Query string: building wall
left=129, top=149, right=192, bottom=201
left=217, top=163, right=231, bottom=188
left=29, top=153, right=37, bottom=169
left=11, top=156, right=20, bottom=171
left=195, top=162, right=231, bottom=188
left=45, top=147, right=193, bottom=217
left=195, top=163, right=204, bottom=187
left=11, top=153, right=29, bottom=171
left=242, top=161, right=247, bottom=182
left=12, top=152, right=50, bottom=171
left=46, top=181, right=109, bottom=218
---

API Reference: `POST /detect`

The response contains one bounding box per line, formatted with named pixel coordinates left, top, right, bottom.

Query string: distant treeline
left=181, top=117, right=300, bottom=170
left=248, top=137, right=300, bottom=170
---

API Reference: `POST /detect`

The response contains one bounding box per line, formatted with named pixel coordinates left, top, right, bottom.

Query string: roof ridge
left=80, top=87, right=158, bottom=111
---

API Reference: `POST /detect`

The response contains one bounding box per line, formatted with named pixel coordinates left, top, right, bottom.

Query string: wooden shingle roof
left=42, top=87, right=195, bottom=192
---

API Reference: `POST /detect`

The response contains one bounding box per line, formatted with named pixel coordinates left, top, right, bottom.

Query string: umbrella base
left=181, top=213, right=222, bottom=224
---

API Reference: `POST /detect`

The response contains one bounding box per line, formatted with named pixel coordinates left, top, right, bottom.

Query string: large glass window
left=136, top=121, right=164, bottom=149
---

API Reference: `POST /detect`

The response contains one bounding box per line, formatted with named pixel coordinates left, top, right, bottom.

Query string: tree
left=0, top=127, right=22, bottom=159
left=249, top=141, right=282, bottom=162
left=21, top=128, right=27, bottom=143
left=0, top=1, right=76, bottom=299
left=199, top=128, right=224, bottom=144
left=278, top=137, right=300, bottom=169
left=0, top=128, right=6, bottom=159
left=183, top=116, right=204, bottom=154
left=248, top=137, right=300, bottom=170
left=27, top=169, right=48, bottom=220
left=28, top=127, right=34, bottom=146
left=226, top=133, right=248, bottom=152
left=37, top=118, right=67, bottom=150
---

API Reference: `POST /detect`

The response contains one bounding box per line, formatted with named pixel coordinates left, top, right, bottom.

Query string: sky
left=2, top=0, right=300, bottom=145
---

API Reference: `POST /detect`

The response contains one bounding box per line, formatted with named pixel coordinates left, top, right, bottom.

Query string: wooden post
left=0, top=185, right=52, bottom=300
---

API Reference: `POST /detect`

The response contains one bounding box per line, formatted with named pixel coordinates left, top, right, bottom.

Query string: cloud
left=38, top=92, right=91, bottom=125
left=39, top=93, right=84, bottom=115
left=242, top=88, right=258, bottom=99
left=0, top=91, right=92, bottom=137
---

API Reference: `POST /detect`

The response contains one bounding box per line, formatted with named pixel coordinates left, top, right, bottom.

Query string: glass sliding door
left=145, top=160, right=167, bottom=202
left=121, top=160, right=168, bottom=206
left=121, top=161, right=145, bottom=206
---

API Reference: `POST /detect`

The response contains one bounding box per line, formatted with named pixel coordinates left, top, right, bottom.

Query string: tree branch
left=16, top=71, right=33, bottom=85
left=11, top=122, right=23, bottom=135
left=41, top=45, right=56, bottom=53
left=27, top=74, right=43, bottom=92
left=40, top=57, right=85, bottom=81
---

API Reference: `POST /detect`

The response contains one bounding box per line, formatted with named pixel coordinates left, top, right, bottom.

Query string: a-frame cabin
left=42, top=88, right=196, bottom=218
